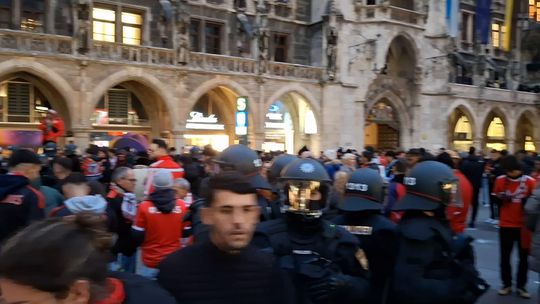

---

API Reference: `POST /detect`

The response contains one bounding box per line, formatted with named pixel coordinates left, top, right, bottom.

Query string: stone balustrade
left=356, top=4, right=426, bottom=27
left=451, top=83, right=539, bottom=105
left=0, top=29, right=323, bottom=81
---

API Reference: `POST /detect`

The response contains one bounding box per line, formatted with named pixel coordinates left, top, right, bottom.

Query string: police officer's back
left=390, top=161, right=488, bottom=304
left=332, top=168, right=397, bottom=303
left=252, top=158, right=370, bottom=303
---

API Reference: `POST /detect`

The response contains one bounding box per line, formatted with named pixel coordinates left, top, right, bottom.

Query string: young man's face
left=202, top=190, right=259, bottom=253
left=507, top=169, right=522, bottom=179
left=147, top=143, right=165, bottom=160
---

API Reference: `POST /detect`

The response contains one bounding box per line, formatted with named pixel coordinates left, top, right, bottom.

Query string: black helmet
left=267, top=154, right=297, bottom=184
left=393, top=160, right=458, bottom=211
left=340, top=168, right=384, bottom=212
left=280, top=158, right=331, bottom=217
left=214, top=144, right=271, bottom=190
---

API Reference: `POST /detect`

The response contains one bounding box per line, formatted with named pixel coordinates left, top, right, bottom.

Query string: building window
left=530, top=0, right=540, bottom=22
left=205, top=22, right=222, bottom=54
left=93, top=87, right=148, bottom=126
left=491, top=22, right=505, bottom=49
left=190, top=19, right=201, bottom=52
left=273, top=33, right=288, bottom=62
left=0, top=0, right=11, bottom=29
left=461, top=12, right=474, bottom=45
left=92, top=6, right=143, bottom=45
left=21, top=0, right=45, bottom=32
left=0, top=79, right=51, bottom=123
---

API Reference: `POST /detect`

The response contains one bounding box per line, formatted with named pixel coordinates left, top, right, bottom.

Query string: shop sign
left=187, top=111, right=218, bottom=124
left=235, top=97, right=248, bottom=136
left=266, top=112, right=283, bottom=121
left=265, top=122, right=285, bottom=129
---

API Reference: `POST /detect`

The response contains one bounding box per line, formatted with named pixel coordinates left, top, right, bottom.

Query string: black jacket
left=0, top=174, right=44, bottom=244
left=390, top=213, right=488, bottom=304
left=109, top=271, right=176, bottom=304
left=460, top=155, right=485, bottom=189
left=333, top=212, right=397, bottom=304
left=157, top=241, right=291, bottom=304
left=107, top=190, right=138, bottom=256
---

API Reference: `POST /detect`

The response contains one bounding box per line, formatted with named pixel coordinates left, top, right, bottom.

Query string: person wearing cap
left=390, top=161, right=489, bottom=304
left=0, top=149, right=45, bottom=244
left=38, top=109, right=65, bottom=147
left=145, top=139, right=184, bottom=195
left=332, top=168, right=397, bottom=304
left=132, top=169, right=188, bottom=279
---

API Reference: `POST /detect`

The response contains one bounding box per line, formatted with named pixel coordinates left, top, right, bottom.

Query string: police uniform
left=331, top=168, right=397, bottom=304
left=252, top=158, right=370, bottom=304
left=389, top=161, right=489, bottom=304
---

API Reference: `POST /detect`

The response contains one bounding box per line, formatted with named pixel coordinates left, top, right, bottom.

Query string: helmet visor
left=287, top=181, right=323, bottom=215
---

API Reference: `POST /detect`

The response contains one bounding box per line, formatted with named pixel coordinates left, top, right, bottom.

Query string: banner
left=503, top=0, right=514, bottom=51
left=446, top=0, right=459, bottom=37
left=475, top=0, right=492, bottom=45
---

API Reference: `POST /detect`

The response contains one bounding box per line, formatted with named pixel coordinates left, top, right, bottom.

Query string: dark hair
left=469, top=146, right=476, bottom=155
left=152, top=139, right=168, bottom=150
left=63, top=172, right=88, bottom=185
left=204, top=171, right=256, bottom=206
left=88, top=181, right=106, bottom=197
left=362, top=150, right=374, bottom=160
left=436, top=152, right=454, bottom=169
left=0, top=213, right=112, bottom=300
left=501, top=155, right=522, bottom=172
left=385, top=150, right=396, bottom=158
left=54, top=157, right=73, bottom=172
left=393, top=159, right=408, bottom=173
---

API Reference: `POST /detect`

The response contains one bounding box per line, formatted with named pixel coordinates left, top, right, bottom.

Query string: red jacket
left=39, top=117, right=65, bottom=143
left=447, top=170, right=472, bottom=234
left=144, top=156, right=184, bottom=196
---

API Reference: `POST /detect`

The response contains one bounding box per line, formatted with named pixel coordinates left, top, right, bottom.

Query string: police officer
left=390, top=161, right=489, bottom=304
left=332, top=168, right=397, bottom=303
left=252, top=158, right=370, bottom=304
left=267, top=154, right=297, bottom=207
left=188, top=145, right=279, bottom=242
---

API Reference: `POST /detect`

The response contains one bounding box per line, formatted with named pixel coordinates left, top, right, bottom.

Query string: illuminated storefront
left=486, top=116, right=507, bottom=151
left=263, top=93, right=318, bottom=153
left=452, top=112, right=473, bottom=152
left=184, top=87, right=237, bottom=151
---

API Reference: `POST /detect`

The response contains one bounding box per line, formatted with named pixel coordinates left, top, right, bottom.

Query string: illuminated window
left=93, top=6, right=143, bottom=45
left=530, top=0, right=540, bottom=22
left=21, top=0, right=44, bottom=33
left=491, top=22, right=506, bottom=49
left=93, top=8, right=116, bottom=42
left=525, top=136, right=536, bottom=151
left=121, top=12, right=142, bottom=45
left=453, top=115, right=473, bottom=152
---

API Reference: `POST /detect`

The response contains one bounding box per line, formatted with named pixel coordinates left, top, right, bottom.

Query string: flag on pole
left=503, top=0, right=514, bottom=51
left=475, top=0, right=492, bottom=45
left=446, top=0, right=459, bottom=38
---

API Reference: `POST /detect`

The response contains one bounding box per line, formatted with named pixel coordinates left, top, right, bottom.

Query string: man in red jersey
left=144, top=139, right=184, bottom=196
left=493, top=155, right=536, bottom=299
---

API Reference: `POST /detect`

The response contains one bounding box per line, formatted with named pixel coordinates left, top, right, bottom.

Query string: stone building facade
left=0, top=0, right=538, bottom=153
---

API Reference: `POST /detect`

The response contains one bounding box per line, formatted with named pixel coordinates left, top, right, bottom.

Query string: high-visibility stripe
left=132, top=225, right=145, bottom=231
left=503, top=0, right=514, bottom=51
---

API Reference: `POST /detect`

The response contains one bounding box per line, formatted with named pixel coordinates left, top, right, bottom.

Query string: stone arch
left=187, top=77, right=252, bottom=111
left=446, top=102, right=476, bottom=151
left=263, top=84, right=321, bottom=153
left=365, top=90, right=412, bottom=149
left=0, top=59, right=76, bottom=129
left=382, top=32, right=419, bottom=82
left=514, top=108, right=540, bottom=151
left=482, top=106, right=509, bottom=151
left=88, top=69, right=176, bottom=134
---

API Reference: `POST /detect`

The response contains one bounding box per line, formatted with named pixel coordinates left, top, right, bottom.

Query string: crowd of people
left=0, top=137, right=539, bottom=304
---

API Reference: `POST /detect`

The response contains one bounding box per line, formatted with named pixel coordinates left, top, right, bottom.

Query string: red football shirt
left=144, top=156, right=185, bottom=196
left=493, top=175, right=536, bottom=228
left=447, top=170, right=472, bottom=234
left=133, top=199, right=187, bottom=268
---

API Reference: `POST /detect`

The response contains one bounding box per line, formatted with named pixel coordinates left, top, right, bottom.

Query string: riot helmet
left=280, top=158, right=331, bottom=217
left=340, top=168, right=384, bottom=212
left=393, top=160, right=458, bottom=211
left=267, top=154, right=297, bottom=184
left=214, top=144, right=271, bottom=190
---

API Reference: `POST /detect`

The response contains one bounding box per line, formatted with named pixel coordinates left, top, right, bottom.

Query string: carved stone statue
left=256, top=0, right=269, bottom=74
left=326, top=25, right=338, bottom=80
left=74, top=0, right=91, bottom=54
left=175, top=0, right=190, bottom=64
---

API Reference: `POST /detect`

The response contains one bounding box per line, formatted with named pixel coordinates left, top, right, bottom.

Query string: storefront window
left=92, top=87, right=148, bottom=126
left=0, top=79, right=51, bottom=123
left=453, top=115, right=473, bottom=152
left=263, top=101, right=294, bottom=152
left=486, top=116, right=507, bottom=151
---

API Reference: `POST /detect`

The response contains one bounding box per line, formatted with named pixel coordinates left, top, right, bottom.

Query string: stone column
left=506, top=137, right=516, bottom=154
left=425, top=0, right=447, bottom=37
left=171, top=129, right=185, bottom=150
left=12, top=0, right=21, bottom=30
left=473, top=137, right=482, bottom=151
left=72, top=127, right=92, bottom=150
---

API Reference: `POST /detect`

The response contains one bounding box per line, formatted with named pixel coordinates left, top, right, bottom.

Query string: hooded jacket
left=0, top=174, right=44, bottom=243
left=51, top=195, right=117, bottom=232
left=149, top=189, right=177, bottom=213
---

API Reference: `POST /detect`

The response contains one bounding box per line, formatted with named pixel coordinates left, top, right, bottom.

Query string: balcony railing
left=356, top=4, right=425, bottom=27
left=0, top=29, right=73, bottom=55
left=0, top=29, right=322, bottom=81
